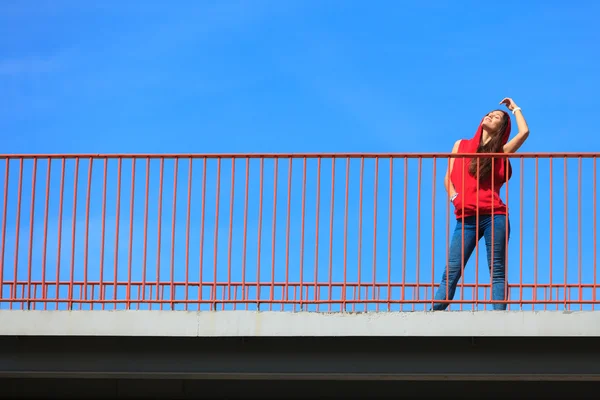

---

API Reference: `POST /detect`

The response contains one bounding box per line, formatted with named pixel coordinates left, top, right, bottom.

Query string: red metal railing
left=0, top=153, right=597, bottom=311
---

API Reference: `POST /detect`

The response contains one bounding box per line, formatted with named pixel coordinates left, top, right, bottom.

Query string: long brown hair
left=468, top=110, right=509, bottom=182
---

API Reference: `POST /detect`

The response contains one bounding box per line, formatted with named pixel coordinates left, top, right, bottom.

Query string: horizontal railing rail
left=0, top=153, right=597, bottom=311
left=1, top=152, right=598, bottom=159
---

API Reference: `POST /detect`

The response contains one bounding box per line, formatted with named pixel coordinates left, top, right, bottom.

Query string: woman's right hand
left=500, top=97, right=518, bottom=112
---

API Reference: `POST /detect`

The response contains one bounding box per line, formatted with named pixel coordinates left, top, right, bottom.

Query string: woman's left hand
left=500, top=97, right=518, bottom=111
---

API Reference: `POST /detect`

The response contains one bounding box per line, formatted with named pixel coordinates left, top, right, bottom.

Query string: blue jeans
left=433, top=215, right=510, bottom=311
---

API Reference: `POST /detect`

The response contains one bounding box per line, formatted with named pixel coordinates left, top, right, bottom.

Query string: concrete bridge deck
left=1, top=311, right=599, bottom=399
left=1, top=310, right=599, bottom=337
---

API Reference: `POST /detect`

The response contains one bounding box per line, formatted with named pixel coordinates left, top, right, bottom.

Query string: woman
left=432, top=97, right=530, bottom=311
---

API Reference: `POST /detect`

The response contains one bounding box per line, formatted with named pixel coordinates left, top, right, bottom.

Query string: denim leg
left=433, top=218, right=478, bottom=310
left=483, top=215, right=510, bottom=310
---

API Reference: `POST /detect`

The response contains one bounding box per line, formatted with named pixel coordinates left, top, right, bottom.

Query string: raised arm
left=445, top=139, right=461, bottom=201
left=500, top=97, right=530, bottom=153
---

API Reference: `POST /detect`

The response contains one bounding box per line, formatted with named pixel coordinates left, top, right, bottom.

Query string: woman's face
left=482, top=110, right=505, bottom=134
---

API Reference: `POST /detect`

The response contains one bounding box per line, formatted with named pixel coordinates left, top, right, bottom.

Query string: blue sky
left=0, top=1, right=599, bottom=311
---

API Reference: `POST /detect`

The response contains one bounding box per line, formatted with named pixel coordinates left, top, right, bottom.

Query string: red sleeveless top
left=450, top=112, right=512, bottom=219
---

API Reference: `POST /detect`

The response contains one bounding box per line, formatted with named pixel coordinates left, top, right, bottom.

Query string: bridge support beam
left=1, top=335, right=600, bottom=380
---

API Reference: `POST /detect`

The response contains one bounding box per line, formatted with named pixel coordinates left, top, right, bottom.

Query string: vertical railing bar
left=578, top=157, right=582, bottom=307
left=212, top=158, right=221, bottom=311
left=305, top=285, right=309, bottom=310
left=226, top=158, right=235, bottom=311
left=242, top=157, right=250, bottom=310
left=504, top=156, right=510, bottom=310
left=140, top=158, right=150, bottom=309
left=111, top=158, right=122, bottom=311
left=549, top=156, right=553, bottom=310
left=534, top=157, right=539, bottom=307
left=55, top=158, right=65, bottom=309
left=519, top=157, right=524, bottom=307
left=68, top=157, right=80, bottom=310
left=184, top=158, right=193, bottom=310
left=490, top=157, right=495, bottom=310
left=299, top=157, right=307, bottom=310
left=284, top=158, right=292, bottom=308
left=314, top=157, right=321, bottom=312
left=269, top=158, right=278, bottom=311
left=82, top=158, right=93, bottom=308
left=372, top=157, right=379, bottom=312
left=20, top=284, right=25, bottom=309
left=0, top=159, right=9, bottom=306
left=10, top=158, right=23, bottom=310
left=293, top=286, right=297, bottom=309
left=563, top=157, right=568, bottom=308
left=343, top=157, right=350, bottom=312
left=475, top=157, right=480, bottom=309
left=357, top=157, right=364, bottom=312
left=440, top=157, right=454, bottom=310
left=99, top=158, right=108, bottom=310
left=415, top=157, right=422, bottom=311
left=41, top=158, right=52, bottom=309
left=401, top=157, right=408, bottom=308
left=256, top=157, right=264, bottom=310
left=126, top=159, right=136, bottom=309
left=220, top=283, right=225, bottom=310
left=328, top=159, right=335, bottom=312
left=387, top=157, right=393, bottom=311
left=170, top=158, right=179, bottom=310
left=198, top=157, right=207, bottom=307
left=593, top=156, right=597, bottom=310
left=459, top=153, right=465, bottom=311
left=155, top=158, right=164, bottom=311
left=430, top=157, right=436, bottom=308
left=25, top=158, right=38, bottom=309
